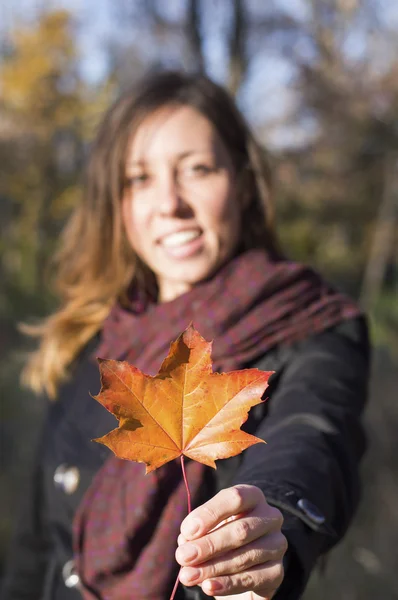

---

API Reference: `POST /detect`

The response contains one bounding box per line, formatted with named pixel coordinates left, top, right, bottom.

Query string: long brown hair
left=22, top=71, right=281, bottom=397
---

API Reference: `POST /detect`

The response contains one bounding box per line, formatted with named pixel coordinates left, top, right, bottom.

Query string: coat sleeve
left=1, top=409, right=52, bottom=600
left=234, top=316, right=370, bottom=599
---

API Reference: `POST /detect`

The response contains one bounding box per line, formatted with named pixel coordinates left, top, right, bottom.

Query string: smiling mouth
left=157, top=228, right=204, bottom=259
left=159, top=229, right=202, bottom=248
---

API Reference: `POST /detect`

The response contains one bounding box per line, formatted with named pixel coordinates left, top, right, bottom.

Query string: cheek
left=200, top=179, right=233, bottom=220
left=214, top=187, right=241, bottom=232
left=122, top=196, right=145, bottom=241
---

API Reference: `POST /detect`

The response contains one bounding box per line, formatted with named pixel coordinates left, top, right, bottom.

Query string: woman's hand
left=175, top=484, right=287, bottom=598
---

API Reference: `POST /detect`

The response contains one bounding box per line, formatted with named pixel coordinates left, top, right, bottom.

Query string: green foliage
left=370, top=290, right=398, bottom=357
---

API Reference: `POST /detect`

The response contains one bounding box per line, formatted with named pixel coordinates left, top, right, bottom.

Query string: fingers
left=178, top=530, right=286, bottom=587
left=176, top=505, right=282, bottom=567
left=180, top=485, right=281, bottom=541
left=177, top=485, right=286, bottom=597
left=201, top=561, right=284, bottom=597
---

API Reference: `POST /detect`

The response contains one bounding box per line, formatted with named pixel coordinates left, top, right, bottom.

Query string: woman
left=3, top=72, right=370, bottom=600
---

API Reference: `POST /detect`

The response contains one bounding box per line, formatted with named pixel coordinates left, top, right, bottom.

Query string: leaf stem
left=180, top=454, right=191, bottom=513
left=169, top=455, right=192, bottom=600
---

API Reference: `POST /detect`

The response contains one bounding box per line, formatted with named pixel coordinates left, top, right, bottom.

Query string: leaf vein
left=104, top=364, right=179, bottom=449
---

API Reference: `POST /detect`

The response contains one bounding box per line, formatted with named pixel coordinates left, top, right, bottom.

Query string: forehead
left=126, top=105, right=222, bottom=162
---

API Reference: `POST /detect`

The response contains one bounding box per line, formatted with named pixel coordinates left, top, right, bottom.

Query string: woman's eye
left=188, top=164, right=214, bottom=176
left=125, top=174, right=149, bottom=187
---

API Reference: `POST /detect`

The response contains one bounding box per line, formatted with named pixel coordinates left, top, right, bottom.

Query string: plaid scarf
left=73, top=249, right=361, bottom=600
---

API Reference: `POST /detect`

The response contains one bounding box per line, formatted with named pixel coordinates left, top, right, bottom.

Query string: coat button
left=62, top=559, right=80, bottom=588
left=297, top=498, right=326, bottom=525
left=54, top=465, right=80, bottom=495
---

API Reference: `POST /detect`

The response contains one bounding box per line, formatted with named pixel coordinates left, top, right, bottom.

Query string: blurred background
left=0, top=1, right=397, bottom=598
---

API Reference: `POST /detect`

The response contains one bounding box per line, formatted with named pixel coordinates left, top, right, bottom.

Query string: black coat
left=2, top=316, right=370, bottom=600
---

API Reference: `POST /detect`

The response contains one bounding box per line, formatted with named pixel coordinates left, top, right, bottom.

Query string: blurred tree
left=0, top=7, right=115, bottom=572
left=0, top=10, right=83, bottom=301
left=108, top=0, right=252, bottom=94
left=0, top=9, right=116, bottom=307
left=270, top=0, right=398, bottom=345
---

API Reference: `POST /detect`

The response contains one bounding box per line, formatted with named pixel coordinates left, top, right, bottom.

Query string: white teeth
left=161, top=230, right=201, bottom=247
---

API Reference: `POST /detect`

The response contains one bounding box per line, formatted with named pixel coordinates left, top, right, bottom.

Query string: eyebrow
left=125, top=149, right=212, bottom=168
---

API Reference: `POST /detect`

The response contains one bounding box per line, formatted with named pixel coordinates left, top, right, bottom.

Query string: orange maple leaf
left=93, top=324, right=273, bottom=473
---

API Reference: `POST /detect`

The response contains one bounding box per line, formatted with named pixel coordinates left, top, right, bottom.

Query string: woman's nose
left=157, top=176, right=187, bottom=216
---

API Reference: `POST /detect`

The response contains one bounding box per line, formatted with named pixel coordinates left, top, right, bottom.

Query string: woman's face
left=122, top=105, right=242, bottom=302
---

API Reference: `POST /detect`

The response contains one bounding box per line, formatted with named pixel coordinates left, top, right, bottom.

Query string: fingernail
left=204, top=579, right=223, bottom=593
left=181, top=567, right=201, bottom=583
left=178, top=544, right=198, bottom=562
left=183, top=518, right=201, bottom=537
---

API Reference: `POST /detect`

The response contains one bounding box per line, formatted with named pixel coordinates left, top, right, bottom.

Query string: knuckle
left=234, top=549, right=250, bottom=571
left=234, top=519, right=251, bottom=543
left=217, top=575, right=233, bottom=593
left=203, top=562, right=218, bottom=579
left=239, top=570, right=255, bottom=589
left=271, top=506, right=284, bottom=528
left=280, top=533, right=288, bottom=555
left=229, top=486, right=246, bottom=510
left=204, top=534, right=217, bottom=557
left=202, top=504, right=219, bottom=524
left=252, top=485, right=266, bottom=502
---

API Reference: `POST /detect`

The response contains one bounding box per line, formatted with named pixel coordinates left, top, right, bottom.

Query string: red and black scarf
left=73, top=249, right=361, bottom=599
